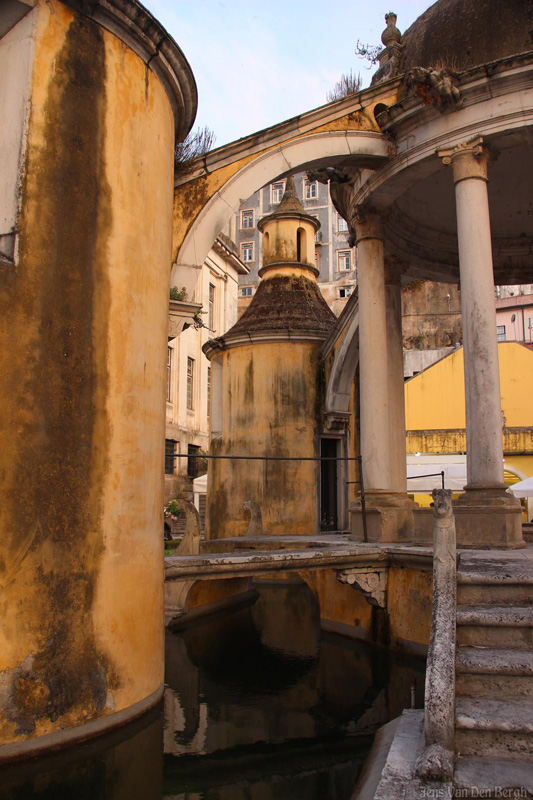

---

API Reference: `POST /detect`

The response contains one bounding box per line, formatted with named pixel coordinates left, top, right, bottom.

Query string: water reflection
left=0, top=581, right=425, bottom=800
left=163, top=580, right=425, bottom=799
left=0, top=706, right=163, bottom=800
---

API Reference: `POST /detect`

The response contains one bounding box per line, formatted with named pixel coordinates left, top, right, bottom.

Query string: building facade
left=165, top=236, right=248, bottom=501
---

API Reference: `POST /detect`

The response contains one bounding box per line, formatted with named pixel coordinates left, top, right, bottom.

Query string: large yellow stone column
left=0, top=0, right=196, bottom=758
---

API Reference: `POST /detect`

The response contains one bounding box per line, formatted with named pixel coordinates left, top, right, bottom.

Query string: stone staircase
left=455, top=553, right=533, bottom=763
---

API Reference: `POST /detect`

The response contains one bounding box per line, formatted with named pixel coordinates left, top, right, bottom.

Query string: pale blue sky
left=145, top=0, right=432, bottom=147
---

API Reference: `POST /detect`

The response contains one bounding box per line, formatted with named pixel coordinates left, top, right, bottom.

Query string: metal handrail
left=407, top=471, right=446, bottom=490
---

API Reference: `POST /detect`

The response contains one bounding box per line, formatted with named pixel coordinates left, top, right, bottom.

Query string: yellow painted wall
left=0, top=0, right=174, bottom=747
left=388, top=568, right=432, bottom=650
left=207, top=342, right=321, bottom=538
left=405, top=343, right=533, bottom=431
left=304, top=567, right=432, bottom=652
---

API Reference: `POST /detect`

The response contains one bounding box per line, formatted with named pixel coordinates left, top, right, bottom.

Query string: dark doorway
left=320, top=438, right=338, bottom=530
left=187, top=444, right=200, bottom=479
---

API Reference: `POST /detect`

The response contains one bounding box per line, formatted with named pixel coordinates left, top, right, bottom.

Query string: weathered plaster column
left=386, top=258, right=408, bottom=493
left=355, top=208, right=390, bottom=490
left=350, top=208, right=414, bottom=542
left=439, top=137, right=522, bottom=548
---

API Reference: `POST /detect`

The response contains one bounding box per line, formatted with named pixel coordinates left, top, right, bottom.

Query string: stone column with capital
left=348, top=208, right=414, bottom=543
left=439, top=137, right=522, bottom=548
left=354, top=207, right=390, bottom=491
left=386, top=257, right=408, bottom=494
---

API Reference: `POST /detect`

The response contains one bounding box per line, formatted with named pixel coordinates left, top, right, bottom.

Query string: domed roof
left=220, top=275, right=336, bottom=338
left=400, top=0, right=533, bottom=74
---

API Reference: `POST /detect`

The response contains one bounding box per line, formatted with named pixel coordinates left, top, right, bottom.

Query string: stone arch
left=172, top=130, right=388, bottom=286
left=324, top=294, right=360, bottom=419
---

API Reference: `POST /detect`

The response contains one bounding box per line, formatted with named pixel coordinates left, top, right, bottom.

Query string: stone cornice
left=212, top=236, right=249, bottom=275
left=174, top=87, right=399, bottom=187
left=62, top=0, right=197, bottom=141
left=355, top=55, right=533, bottom=211
left=384, top=53, right=533, bottom=141
left=202, top=328, right=330, bottom=360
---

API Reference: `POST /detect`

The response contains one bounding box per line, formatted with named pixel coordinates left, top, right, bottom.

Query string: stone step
left=457, top=555, right=533, bottom=585
left=456, top=698, right=533, bottom=733
left=457, top=625, right=533, bottom=649
left=456, top=646, right=533, bottom=676
left=457, top=605, right=533, bottom=626
left=456, top=671, right=533, bottom=700
left=456, top=605, right=533, bottom=649
left=455, top=698, right=533, bottom=759
left=454, top=755, right=533, bottom=795
left=457, top=582, right=533, bottom=605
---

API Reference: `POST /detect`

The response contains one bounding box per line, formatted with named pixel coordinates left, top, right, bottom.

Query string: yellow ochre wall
left=405, top=343, right=533, bottom=431
left=0, top=1, right=175, bottom=750
left=207, top=342, right=322, bottom=538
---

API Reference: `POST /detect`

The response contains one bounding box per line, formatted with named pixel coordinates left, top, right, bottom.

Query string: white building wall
left=165, top=243, right=244, bottom=500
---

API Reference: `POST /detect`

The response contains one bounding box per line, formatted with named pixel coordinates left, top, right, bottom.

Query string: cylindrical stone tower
left=0, top=0, right=196, bottom=758
left=203, top=177, right=336, bottom=539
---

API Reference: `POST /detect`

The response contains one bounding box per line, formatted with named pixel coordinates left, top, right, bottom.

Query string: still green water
left=0, top=581, right=425, bottom=800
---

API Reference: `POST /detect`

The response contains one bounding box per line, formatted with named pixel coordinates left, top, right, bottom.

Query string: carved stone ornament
left=324, top=410, right=351, bottom=432
left=336, top=568, right=388, bottom=607
left=405, top=66, right=462, bottom=111
left=307, top=167, right=360, bottom=240
left=438, top=136, right=489, bottom=183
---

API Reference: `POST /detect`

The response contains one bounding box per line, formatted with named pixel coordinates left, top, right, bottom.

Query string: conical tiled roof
left=275, top=175, right=306, bottom=215
left=223, top=274, right=336, bottom=337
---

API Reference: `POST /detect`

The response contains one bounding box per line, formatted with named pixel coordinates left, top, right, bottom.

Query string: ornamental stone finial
left=381, top=12, right=401, bottom=47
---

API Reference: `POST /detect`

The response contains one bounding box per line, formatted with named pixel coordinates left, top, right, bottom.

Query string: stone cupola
left=215, top=177, right=335, bottom=341
left=257, top=175, right=321, bottom=280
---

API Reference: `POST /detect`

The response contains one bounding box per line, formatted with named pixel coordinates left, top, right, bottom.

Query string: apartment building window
left=241, top=286, right=253, bottom=297
left=207, top=367, right=211, bottom=419
left=166, top=347, right=172, bottom=402
left=314, top=251, right=320, bottom=271
left=164, top=440, right=175, bottom=474
left=241, top=209, right=254, bottom=229
left=271, top=181, right=285, bottom=204
left=304, top=180, right=318, bottom=200
left=338, top=214, right=348, bottom=232
left=497, top=325, right=506, bottom=342
left=208, top=283, right=215, bottom=331
left=339, top=287, right=353, bottom=298
left=241, top=242, right=254, bottom=262
left=187, top=357, right=195, bottom=410
left=337, top=250, right=352, bottom=271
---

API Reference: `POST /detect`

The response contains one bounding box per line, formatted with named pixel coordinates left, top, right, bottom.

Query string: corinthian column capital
left=438, top=135, right=489, bottom=184
left=352, top=206, right=386, bottom=243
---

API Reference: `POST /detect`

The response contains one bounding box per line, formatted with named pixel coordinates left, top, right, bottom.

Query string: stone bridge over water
left=164, top=538, right=433, bottom=656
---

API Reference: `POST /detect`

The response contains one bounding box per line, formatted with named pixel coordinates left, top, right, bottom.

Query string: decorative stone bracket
left=324, top=410, right=352, bottom=432
left=336, top=567, right=388, bottom=608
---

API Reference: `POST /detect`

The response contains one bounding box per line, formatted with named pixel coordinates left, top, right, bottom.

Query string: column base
left=349, top=491, right=417, bottom=544
left=412, top=487, right=524, bottom=549
left=454, top=486, right=525, bottom=549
